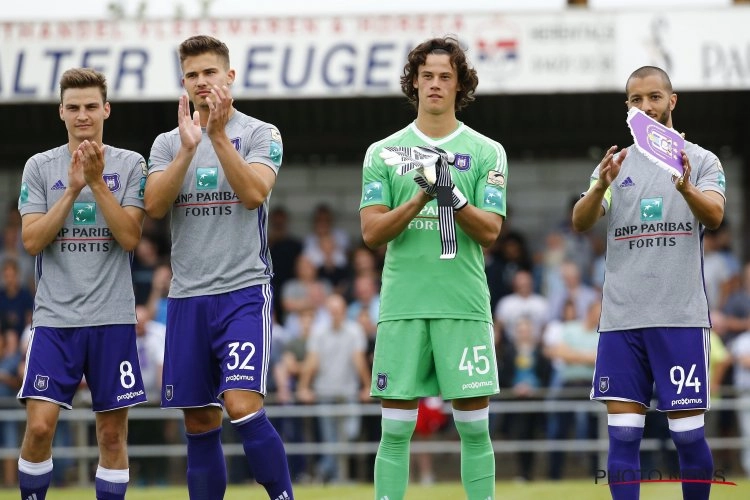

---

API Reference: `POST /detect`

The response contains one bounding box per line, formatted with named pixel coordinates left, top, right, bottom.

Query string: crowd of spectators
left=2, top=199, right=750, bottom=486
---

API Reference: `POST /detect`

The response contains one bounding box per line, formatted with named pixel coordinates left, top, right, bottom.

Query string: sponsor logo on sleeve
left=19, top=182, right=29, bottom=204
left=362, top=181, right=383, bottom=203
left=482, top=185, right=504, bottom=211
left=486, top=171, right=505, bottom=187
left=270, top=141, right=283, bottom=166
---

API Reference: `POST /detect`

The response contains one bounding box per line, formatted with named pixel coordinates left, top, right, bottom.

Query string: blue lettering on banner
left=47, top=50, right=73, bottom=94
left=245, top=45, right=273, bottom=90
left=365, top=43, right=394, bottom=88
left=115, top=49, right=149, bottom=91
left=322, top=44, right=355, bottom=87
left=81, top=48, right=110, bottom=74
left=1, top=40, right=412, bottom=100
left=3, top=47, right=152, bottom=99
left=13, top=53, right=36, bottom=96
left=282, top=45, right=313, bottom=89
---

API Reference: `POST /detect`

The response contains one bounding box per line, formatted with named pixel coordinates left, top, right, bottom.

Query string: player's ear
left=669, top=92, right=677, bottom=112
left=103, top=101, right=111, bottom=120
left=59, top=103, right=64, bottom=121
left=226, top=69, right=235, bottom=86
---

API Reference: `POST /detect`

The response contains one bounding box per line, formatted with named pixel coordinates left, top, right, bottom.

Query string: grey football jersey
left=589, top=141, right=726, bottom=331
left=18, top=144, right=147, bottom=328
left=148, top=110, right=281, bottom=298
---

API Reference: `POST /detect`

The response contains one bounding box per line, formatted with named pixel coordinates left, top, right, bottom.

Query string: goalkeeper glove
left=379, top=146, right=467, bottom=210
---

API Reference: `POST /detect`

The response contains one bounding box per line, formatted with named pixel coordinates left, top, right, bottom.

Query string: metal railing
left=1, top=391, right=748, bottom=485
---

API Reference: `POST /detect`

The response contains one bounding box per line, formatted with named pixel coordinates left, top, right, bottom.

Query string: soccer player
left=360, top=36, right=506, bottom=500
left=572, top=66, right=726, bottom=500
left=17, top=67, right=148, bottom=500
left=144, top=35, right=293, bottom=499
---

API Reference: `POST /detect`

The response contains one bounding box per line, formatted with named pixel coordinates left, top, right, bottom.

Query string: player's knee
left=224, top=390, right=264, bottom=421
left=184, top=407, right=223, bottom=434
left=381, top=417, right=416, bottom=443
left=453, top=407, right=490, bottom=441
left=24, top=419, right=56, bottom=445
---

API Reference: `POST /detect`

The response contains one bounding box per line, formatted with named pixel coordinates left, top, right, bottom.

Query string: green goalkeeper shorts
left=370, top=318, right=500, bottom=401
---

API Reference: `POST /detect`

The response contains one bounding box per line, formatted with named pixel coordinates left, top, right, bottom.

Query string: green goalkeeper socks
left=454, top=408, right=495, bottom=500
left=374, top=409, right=417, bottom=500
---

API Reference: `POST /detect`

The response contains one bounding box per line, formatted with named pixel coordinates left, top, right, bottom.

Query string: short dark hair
left=626, top=66, right=673, bottom=94
left=59, top=68, right=107, bottom=103
left=178, top=35, right=230, bottom=69
left=400, top=36, right=478, bottom=111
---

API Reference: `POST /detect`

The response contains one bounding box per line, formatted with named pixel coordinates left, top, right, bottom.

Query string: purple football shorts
left=19, top=325, right=147, bottom=411
left=591, top=327, right=710, bottom=412
left=161, top=283, right=273, bottom=408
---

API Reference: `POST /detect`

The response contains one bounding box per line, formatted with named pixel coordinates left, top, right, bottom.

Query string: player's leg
left=86, top=324, right=148, bottom=500
left=183, top=406, right=227, bottom=500
left=18, top=326, right=85, bottom=500
left=452, top=396, right=494, bottom=500
left=94, top=408, right=130, bottom=500
left=371, top=319, right=433, bottom=500
left=667, top=410, right=712, bottom=500
left=592, top=330, right=653, bottom=500
left=162, top=295, right=228, bottom=499
left=433, top=319, right=498, bottom=500
left=225, top=390, right=293, bottom=499
left=18, top=399, right=59, bottom=500
left=605, top=402, right=647, bottom=500
left=218, top=284, right=293, bottom=500
left=650, top=327, right=713, bottom=500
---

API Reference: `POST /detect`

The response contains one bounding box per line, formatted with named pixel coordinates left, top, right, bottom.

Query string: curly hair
left=400, top=36, right=478, bottom=112
left=59, top=68, right=107, bottom=103
left=178, top=35, right=230, bottom=69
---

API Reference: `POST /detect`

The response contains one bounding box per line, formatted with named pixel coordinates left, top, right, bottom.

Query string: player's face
left=59, top=87, right=110, bottom=143
left=413, top=53, right=459, bottom=117
left=625, top=74, right=676, bottom=127
left=181, top=52, right=235, bottom=110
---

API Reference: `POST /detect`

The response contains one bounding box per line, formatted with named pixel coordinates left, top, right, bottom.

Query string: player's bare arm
left=675, top=150, right=725, bottom=230
left=143, top=94, right=200, bottom=219
left=78, top=140, right=144, bottom=252
left=360, top=191, right=432, bottom=248
left=20, top=153, right=87, bottom=255
left=206, top=84, right=277, bottom=209
left=572, top=145, right=628, bottom=232
left=454, top=207, right=503, bottom=248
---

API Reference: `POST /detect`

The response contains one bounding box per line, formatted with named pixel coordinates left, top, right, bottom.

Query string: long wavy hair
left=400, top=36, right=478, bottom=112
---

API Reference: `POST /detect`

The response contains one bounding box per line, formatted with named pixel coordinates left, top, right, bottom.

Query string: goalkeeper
left=359, top=36, right=508, bottom=500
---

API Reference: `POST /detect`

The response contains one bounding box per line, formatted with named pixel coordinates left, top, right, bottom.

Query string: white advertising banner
left=0, top=7, right=748, bottom=102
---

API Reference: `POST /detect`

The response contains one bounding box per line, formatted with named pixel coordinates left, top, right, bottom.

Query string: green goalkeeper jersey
left=360, top=121, right=508, bottom=323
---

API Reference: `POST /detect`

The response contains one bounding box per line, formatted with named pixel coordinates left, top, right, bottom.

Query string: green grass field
left=0, top=479, right=746, bottom=499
